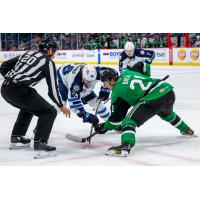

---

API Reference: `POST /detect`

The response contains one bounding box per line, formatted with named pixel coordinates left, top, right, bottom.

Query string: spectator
left=193, top=36, right=200, bottom=47
left=19, top=41, right=27, bottom=50
left=1, top=33, right=199, bottom=51
left=32, top=34, right=42, bottom=50
left=119, top=33, right=129, bottom=48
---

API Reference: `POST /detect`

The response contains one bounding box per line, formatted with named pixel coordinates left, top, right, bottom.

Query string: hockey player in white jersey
left=119, top=41, right=155, bottom=76
left=57, top=64, right=110, bottom=129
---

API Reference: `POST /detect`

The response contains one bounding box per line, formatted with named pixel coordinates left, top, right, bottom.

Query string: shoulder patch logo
left=140, top=50, right=145, bottom=55
left=73, top=85, right=80, bottom=92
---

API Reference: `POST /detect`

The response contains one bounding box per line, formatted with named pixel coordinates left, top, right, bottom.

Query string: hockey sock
left=160, top=111, right=190, bottom=132
left=121, top=118, right=137, bottom=146
left=121, top=131, right=136, bottom=146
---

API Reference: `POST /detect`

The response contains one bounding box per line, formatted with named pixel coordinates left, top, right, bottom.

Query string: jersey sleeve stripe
left=68, top=97, right=80, bottom=102
left=49, top=61, right=62, bottom=105
left=70, top=104, right=83, bottom=109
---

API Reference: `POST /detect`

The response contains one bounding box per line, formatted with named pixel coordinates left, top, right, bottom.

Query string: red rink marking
left=48, top=131, right=198, bottom=165
left=140, top=149, right=200, bottom=164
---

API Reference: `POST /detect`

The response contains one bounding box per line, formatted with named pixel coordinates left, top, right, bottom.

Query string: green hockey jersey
left=111, top=70, right=173, bottom=106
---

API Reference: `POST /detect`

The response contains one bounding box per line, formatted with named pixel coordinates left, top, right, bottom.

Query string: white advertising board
left=173, top=48, right=200, bottom=65
left=0, top=48, right=200, bottom=66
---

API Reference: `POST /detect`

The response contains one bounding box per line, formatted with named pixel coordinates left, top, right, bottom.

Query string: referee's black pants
left=1, top=81, right=57, bottom=142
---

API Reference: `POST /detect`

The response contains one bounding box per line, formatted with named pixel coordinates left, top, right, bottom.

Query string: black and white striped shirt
left=0, top=51, right=63, bottom=108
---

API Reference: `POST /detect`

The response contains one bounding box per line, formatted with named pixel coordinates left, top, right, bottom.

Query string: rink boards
left=1, top=48, right=200, bottom=66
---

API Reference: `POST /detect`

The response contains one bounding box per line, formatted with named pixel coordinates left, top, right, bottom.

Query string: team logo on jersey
left=178, top=49, right=186, bottom=60
left=190, top=49, right=199, bottom=60
left=122, top=76, right=131, bottom=84
left=73, top=85, right=80, bottom=92
left=140, top=50, right=145, bottom=55
left=127, top=60, right=131, bottom=66
left=159, top=88, right=165, bottom=93
left=159, top=86, right=169, bottom=93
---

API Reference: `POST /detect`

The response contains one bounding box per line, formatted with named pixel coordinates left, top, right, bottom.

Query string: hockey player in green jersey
left=96, top=68, right=195, bottom=157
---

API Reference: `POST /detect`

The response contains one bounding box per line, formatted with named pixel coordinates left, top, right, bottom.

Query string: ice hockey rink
left=0, top=66, right=199, bottom=166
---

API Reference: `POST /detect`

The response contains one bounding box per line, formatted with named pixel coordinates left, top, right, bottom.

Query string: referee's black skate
left=9, top=136, right=31, bottom=149
left=34, top=141, right=56, bottom=159
left=106, top=143, right=133, bottom=157
left=180, top=128, right=197, bottom=137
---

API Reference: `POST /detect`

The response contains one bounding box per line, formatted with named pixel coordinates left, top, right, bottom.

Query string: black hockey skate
left=9, top=136, right=31, bottom=149
left=106, top=143, right=133, bottom=157
left=34, top=141, right=56, bottom=159
left=180, top=128, right=197, bottom=137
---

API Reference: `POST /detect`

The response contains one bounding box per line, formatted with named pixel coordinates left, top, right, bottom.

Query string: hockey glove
left=95, top=123, right=108, bottom=134
left=98, top=86, right=110, bottom=101
left=81, top=112, right=99, bottom=127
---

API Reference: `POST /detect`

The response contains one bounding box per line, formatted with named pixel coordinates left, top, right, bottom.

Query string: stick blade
left=65, top=133, right=83, bottom=143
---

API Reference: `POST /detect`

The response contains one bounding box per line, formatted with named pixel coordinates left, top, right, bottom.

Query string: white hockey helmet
left=82, top=65, right=97, bottom=81
left=124, top=41, right=135, bottom=51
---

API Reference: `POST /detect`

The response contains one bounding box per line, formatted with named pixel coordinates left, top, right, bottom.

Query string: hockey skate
left=34, top=141, right=56, bottom=159
left=9, top=136, right=31, bottom=149
left=180, top=128, right=197, bottom=137
left=106, top=143, right=133, bottom=157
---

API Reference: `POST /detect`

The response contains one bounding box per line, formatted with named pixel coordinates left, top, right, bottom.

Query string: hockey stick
left=88, top=99, right=102, bottom=146
left=65, top=76, right=169, bottom=144
left=65, top=131, right=98, bottom=143
left=142, top=75, right=169, bottom=98
left=65, top=99, right=102, bottom=144
left=104, top=97, right=111, bottom=104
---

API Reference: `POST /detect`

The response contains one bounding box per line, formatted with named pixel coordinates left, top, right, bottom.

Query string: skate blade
left=9, top=143, right=31, bottom=150
left=34, top=151, right=57, bottom=159
left=105, top=149, right=128, bottom=157
left=181, top=134, right=198, bottom=138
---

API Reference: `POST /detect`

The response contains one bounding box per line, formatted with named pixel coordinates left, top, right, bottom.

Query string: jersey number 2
left=21, top=55, right=37, bottom=65
left=130, top=79, right=152, bottom=91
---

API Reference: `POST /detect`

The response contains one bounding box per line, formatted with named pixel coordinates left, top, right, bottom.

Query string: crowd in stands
left=1, top=33, right=200, bottom=51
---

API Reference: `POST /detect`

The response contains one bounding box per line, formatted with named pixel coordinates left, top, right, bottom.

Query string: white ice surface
left=0, top=66, right=200, bottom=166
